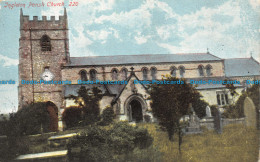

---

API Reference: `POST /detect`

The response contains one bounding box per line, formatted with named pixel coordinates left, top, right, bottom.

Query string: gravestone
left=214, top=108, right=222, bottom=134
left=185, top=105, right=202, bottom=134
left=244, top=97, right=256, bottom=128
left=206, top=106, right=212, bottom=118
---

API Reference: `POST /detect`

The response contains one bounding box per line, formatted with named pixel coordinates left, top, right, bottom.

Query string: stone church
left=18, top=9, right=260, bottom=127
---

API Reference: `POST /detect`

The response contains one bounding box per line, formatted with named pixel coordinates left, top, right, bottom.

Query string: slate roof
left=64, top=84, right=110, bottom=97
left=224, top=58, right=260, bottom=77
left=67, top=53, right=222, bottom=66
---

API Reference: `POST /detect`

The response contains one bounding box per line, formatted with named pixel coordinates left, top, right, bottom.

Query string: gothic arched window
left=217, top=94, right=221, bottom=105
left=142, top=68, right=148, bottom=80
left=179, top=66, right=185, bottom=78
left=41, top=35, right=51, bottom=51
left=90, top=69, right=97, bottom=81
left=121, top=68, right=128, bottom=80
left=111, top=69, right=119, bottom=80
left=151, top=67, right=157, bottom=80
left=79, top=70, right=87, bottom=81
left=206, top=65, right=212, bottom=76
left=198, top=65, right=204, bottom=76
left=170, top=66, right=177, bottom=77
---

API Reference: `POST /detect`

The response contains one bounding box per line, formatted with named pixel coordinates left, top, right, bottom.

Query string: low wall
left=222, top=118, right=245, bottom=127
left=200, top=117, right=245, bottom=130
left=200, top=118, right=214, bottom=130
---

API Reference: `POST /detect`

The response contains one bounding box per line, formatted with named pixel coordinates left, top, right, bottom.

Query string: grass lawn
left=1, top=123, right=258, bottom=162
left=140, top=123, right=258, bottom=162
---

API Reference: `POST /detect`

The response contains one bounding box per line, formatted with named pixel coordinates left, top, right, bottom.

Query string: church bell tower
left=18, top=8, right=70, bottom=111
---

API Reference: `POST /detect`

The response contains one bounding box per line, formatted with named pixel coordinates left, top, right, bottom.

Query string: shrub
left=99, top=106, right=115, bottom=126
left=222, top=105, right=240, bottom=118
left=62, top=107, right=83, bottom=129
left=144, top=114, right=151, bottom=122
left=7, top=102, right=50, bottom=136
left=67, top=122, right=153, bottom=161
left=222, top=84, right=259, bottom=118
left=210, top=105, right=219, bottom=117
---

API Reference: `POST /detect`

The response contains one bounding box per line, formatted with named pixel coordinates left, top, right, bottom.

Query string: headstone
left=206, top=106, right=212, bottom=118
left=214, top=108, right=222, bottom=134
left=244, top=97, right=256, bottom=128
left=185, top=105, right=202, bottom=134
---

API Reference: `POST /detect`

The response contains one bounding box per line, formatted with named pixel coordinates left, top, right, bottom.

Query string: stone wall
left=18, top=9, right=69, bottom=110
left=61, top=61, right=224, bottom=84
left=200, top=118, right=245, bottom=130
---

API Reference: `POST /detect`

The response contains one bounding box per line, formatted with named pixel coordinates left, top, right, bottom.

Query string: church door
left=129, top=100, right=143, bottom=122
left=46, top=101, right=58, bottom=132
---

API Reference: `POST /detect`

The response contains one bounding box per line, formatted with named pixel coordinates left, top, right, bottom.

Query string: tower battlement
left=20, top=8, right=68, bottom=30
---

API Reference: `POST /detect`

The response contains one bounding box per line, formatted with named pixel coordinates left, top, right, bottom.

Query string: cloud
left=86, top=28, right=120, bottom=43
left=41, top=0, right=64, bottom=19
left=0, top=83, right=18, bottom=114
left=72, top=26, right=93, bottom=48
left=0, top=55, right=18, bottom=67
left=94, top=0, right=175, bottom=29
left=249, top=0, right=260, bottom=12
left=155, top=0, right=260, bottom=60
left=134, top=32, right=152, bottom=44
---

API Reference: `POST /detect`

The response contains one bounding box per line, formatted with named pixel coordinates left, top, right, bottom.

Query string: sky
left=0, top=0, right=259, bottom=113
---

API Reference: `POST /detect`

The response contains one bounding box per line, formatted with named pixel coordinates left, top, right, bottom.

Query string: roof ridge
left=224, top=57, right=251, bottom=60
left=70, top=53, right=211, bottom=58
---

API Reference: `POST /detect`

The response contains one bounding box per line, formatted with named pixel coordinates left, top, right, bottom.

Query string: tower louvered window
left=41, top=35, right=51, bottom=51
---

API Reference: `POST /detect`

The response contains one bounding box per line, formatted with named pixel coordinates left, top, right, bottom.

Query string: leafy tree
left=148, top=75, right=208, bottom=152
left=223, top=79, right=238, bottom=104
left=7, top=102, right=50, bottom=136
left=222, top=84, right=259, bottom=118
left=67, top=86, right=103, bottom=125
left=149, top=76, right=206, bottom=141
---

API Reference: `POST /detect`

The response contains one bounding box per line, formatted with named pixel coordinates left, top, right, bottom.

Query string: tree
left=222, top=84, right=260, bottom=118
left=67, top=86, right=103, bottom=125
left=223, top=79, right=238, bottom=104
left=148, top=75, right=208, bottom=150
left=99, top=106, right=115, bottom=126
left=7, top=102, right=50, bottom=136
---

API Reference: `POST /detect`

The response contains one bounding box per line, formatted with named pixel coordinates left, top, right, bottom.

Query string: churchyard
left=0, top=83, right=258, bottom=161
left=0, top=122, right=258, bottom=161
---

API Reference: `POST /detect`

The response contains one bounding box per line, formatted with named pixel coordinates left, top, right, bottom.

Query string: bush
left=67, top=122, right=153, bottom=161
left=210, top=105, right=219, bottom=117
left=222, top=105, right=240, bottom=118
left=222, top=84, right=259, bottom=118
left=99, top=106, right=115, bottom=126
left=62, top=107, right=83, bottom=129
left=144, top=114, right=151, bottom=122
left=7, top=102, right=50, bottom=136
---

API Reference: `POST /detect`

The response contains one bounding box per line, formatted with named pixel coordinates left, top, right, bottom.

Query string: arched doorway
left=129, top=100, right=143, bottom=122
left=46, top=101, right=58, bottom=132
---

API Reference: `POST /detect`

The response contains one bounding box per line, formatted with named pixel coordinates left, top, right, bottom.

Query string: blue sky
left=0, top=0, right=259, bottom=113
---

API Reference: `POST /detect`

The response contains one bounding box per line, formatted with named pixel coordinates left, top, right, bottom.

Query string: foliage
left=0, top=114, right=10, bottom=135
left=62, top=106, right=83, bottom=129
left=67, top=122, right=153, bottom=161
left=223, top=84, right=259, bottom=118
left=209, top=105, right=218, bottom=117
left=222, top=105, right=241, bottom=118
left=67, top=86, right=103, bottom=125
left=7, top=102, right=50, bottom=136
left=223, top=79, right=238, bottom=103
left=144, top=114, right=151, bottom=122
left=99, top=106, right=115, bottom=126
left=148, top=76, right=208, bottom=141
